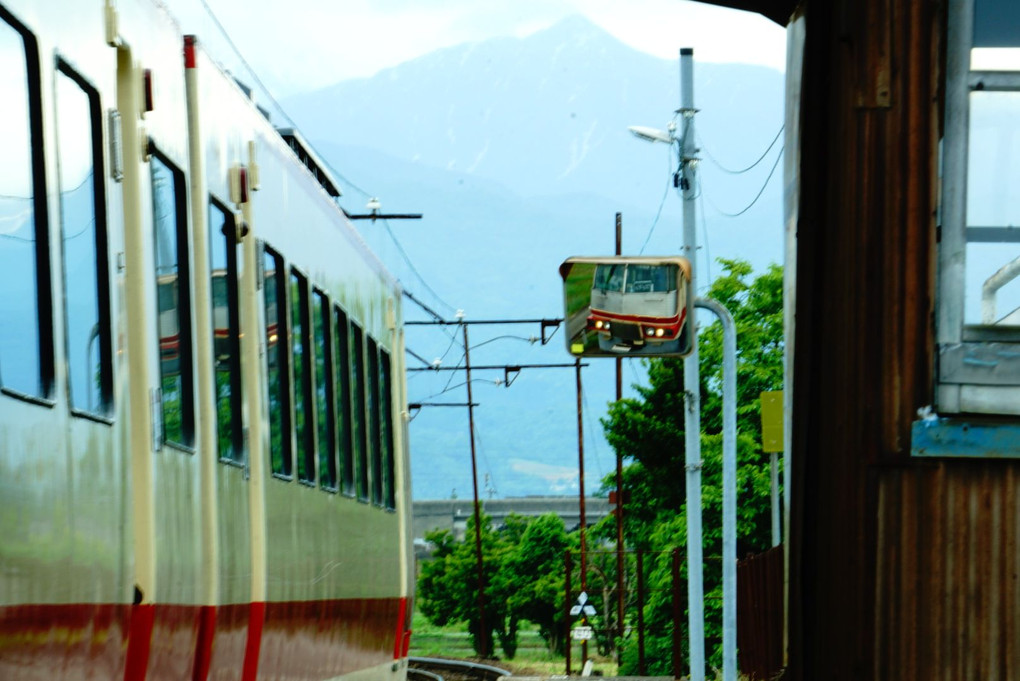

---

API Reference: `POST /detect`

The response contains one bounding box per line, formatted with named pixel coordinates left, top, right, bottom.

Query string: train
left=559, top=256, right=693, bottom=357
left=0, top=1, right=414, bottom=679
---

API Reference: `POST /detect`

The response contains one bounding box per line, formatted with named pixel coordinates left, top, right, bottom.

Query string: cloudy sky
left=169, top=0, right=787, bottom=97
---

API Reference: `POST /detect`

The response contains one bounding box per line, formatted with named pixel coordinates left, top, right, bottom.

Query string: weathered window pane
left=0, top=19, right=47, bottom=398
left=367, top=337, right=382, bottom=506
left=151, top=153, right=192, bottom=446
left=335, top=307, right=355, bottom=495
left=210, top=202, right=242, bottom=461
left=57, top=63, right=110, bottom=415
left=381, top=350, right=395, bottom=510
left=314, top=291, right=336, bottom=489
left=264, top=247, right=291, bottom=476
left=292, top=270, right=314, bottom=483
left=351, top=323, right=368, bottom=501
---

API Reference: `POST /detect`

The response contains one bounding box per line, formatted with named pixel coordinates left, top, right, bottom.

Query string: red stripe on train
left=241, top=602, right=265, bottom=681
left=0, top=598, right=403, bottom=681
left=124, top=604, right=156, bottom=681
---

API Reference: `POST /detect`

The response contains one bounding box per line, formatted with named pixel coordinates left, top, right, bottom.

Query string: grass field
left=408, top=612, right=619, bottom=677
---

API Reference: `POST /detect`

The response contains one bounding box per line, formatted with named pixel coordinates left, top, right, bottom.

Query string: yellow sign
left=760, top=390, right=784, bottom=453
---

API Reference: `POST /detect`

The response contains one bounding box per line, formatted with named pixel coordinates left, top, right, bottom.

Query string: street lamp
left=628, top=47, right=708, bottom=681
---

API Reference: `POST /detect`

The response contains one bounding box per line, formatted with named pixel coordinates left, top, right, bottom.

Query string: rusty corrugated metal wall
left=875, top=464, right=1020, bottom=679
left=783, top=0, right=1020, bottom=678
left=691, top=0, right=1020, bottom=676
left=737, top=546, right=784, bottom=679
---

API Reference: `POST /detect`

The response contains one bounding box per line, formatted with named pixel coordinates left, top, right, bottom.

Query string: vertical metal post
left=463, top=323, right=487, bottom=657
left=696, top=297, right=738, bottom=681
left=679, top=46, right=705, bottom=681
left=771, top=452, right=781, bottom=547
left=672, top=548, right=683, bottom=680
left=576, top=358, right=588, bottom=665
left=565, top=550, right=573, bottom=676
left=637, top=550, right=646, bottom=675
left=614, top=212, right=625, bottom=665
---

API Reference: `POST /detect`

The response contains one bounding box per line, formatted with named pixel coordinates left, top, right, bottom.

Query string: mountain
left=280, top=16, right=786, bottom=500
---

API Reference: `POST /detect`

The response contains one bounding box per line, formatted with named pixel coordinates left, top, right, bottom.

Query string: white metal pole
left=771, top=452, right=781, bottom=546
left=696, top=297, right=737, bottom=681
left=679, top=46, right=705, bottom=681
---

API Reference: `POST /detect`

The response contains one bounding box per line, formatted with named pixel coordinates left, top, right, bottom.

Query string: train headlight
left=595, top=320, right=610, bottom=331
left=645, top=327, right=655, bottom=336
left=655, top=328, right=665, bottom=338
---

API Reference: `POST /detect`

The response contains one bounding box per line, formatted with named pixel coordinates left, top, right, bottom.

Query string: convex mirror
left=559, top=256, right=694, bottom=357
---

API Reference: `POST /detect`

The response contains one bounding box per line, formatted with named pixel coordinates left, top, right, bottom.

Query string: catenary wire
left=381, top=218, right=459, bottom=315
left=638, top=142, right=676, bottom=255
left=702, top=146, right=784, bottom=219
left=698, top=125, right=784, bottom=175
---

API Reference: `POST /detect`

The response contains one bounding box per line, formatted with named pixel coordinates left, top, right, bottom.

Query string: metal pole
left=637, top=550, right=646, bottom=675
left=565, top=550, right=573, bottom=676
left=695, top=296, right=738, bottom=681
left=771, top=452, right=781, bottom=547
left=679, top=46, right=705, bottom=681
left=672, top=548, right=683, bottom=680
left=614, top=212, right=625, bottom=666
left=463, top=323, right=487, bottom=657
left=576, top=358, right=588, bottom=665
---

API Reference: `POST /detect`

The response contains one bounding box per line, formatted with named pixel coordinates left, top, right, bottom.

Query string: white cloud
left=509, top=458, right=578, bottom=491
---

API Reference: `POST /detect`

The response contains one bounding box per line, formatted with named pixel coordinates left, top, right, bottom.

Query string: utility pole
left=575, top=358, right=588, bottom=665
left=614, top=212, right=625, bottom=667
left=679, top=47, right=706, bottom=681
left=462, top=321, right=488, bottom=657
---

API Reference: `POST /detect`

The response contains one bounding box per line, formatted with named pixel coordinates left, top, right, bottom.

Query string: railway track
left=407, top=656, right=512, bottom=681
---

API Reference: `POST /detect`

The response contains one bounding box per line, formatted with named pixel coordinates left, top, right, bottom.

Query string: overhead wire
left=701, top=145, right=784, bottom=219
left=638, top=140, right=677, bottom=255
left=699, top=125, right=784, bottom=175
left=194, top=0, right=296, bottom=129
left=580, top=384, right=606, bottom=482
left=469, top=334, right=540, bottom=351
left=192, top=0, right=461, bottom=322
left=381, top=218, right=459, bottom=316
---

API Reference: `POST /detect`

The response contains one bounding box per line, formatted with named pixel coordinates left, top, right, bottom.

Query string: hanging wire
left=405, top=346, right=434, bottom=367
left=416, top=377, right=501, bottom=402
left=437, top=331, right=462, bottom=365
left=473, top=430, right=500, bottom=499
left=470, top=334, right=540, bottom=351
left=698, top=184, right=713, bottom=287
left=698, top=125, right=784, bottom=175
left=580, top=384, right=606, bottom=481
left=638, top=138, right=679, bottom=255
left=381, top=218, right=458, bottom=315
left=194, top=0, right=297, bottom=128
left=441, top=352, right=466, bottom=393
left=702, top=146, right=784, bottom=219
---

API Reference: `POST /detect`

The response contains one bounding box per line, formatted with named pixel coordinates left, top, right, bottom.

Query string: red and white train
left=0, top=1, right=414, bottom=679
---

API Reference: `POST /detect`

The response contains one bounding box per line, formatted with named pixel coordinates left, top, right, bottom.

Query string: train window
left=209, top=200, right=242, bottom=462
left=263, top=246, right=292, bottom=477
left=935, top=0, right=1020, bottom=418
left=350, top=322, right=369, bottom=502
left=381, top=349, right=396, bottom=510
left=150, top=149, right=194, bottom=447
left=367, top=337, right=382, bottom=506
left=313, top=289, right=336, bottom=491
left=334, top=306, right=355, bottom=496
left=0, top=10, right=53, bottom=401
left=291, top=270, right=314, bottom=484
left=56, top=60, right=112, bottom=418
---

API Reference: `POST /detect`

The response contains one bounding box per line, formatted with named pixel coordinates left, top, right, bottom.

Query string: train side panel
left=0, top=1, right=413, bottom=680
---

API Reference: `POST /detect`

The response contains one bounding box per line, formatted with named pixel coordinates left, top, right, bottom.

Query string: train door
left=186, top=36, right=258, bottom=677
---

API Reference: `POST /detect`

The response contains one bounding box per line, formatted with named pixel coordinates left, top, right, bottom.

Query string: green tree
left=498, top=513, right=571, bottom=655
left=417, top=512, right=518, bottom=658
left=599, top=259, right=784, bottom=673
